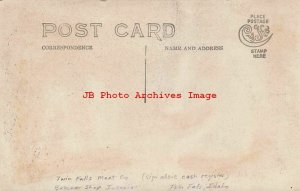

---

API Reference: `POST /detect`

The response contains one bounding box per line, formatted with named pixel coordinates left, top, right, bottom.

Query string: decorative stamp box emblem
left=239, top=14, right=273, bottom=58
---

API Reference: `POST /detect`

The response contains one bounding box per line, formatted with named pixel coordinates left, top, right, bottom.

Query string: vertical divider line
left=144, top=45, right=147, bottom=103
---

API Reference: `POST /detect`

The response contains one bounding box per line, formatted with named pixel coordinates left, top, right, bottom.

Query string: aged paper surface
left=1, top=0, right=300, bottom=190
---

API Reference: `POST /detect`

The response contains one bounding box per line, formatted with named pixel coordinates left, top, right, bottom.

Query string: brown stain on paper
left=15, top=147, right=131, bottom=184
left=178, top=132, right=273, bottom=172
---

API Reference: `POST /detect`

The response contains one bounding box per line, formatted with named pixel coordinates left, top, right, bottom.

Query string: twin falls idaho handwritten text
left=54, top=172, right=229, bottom=191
